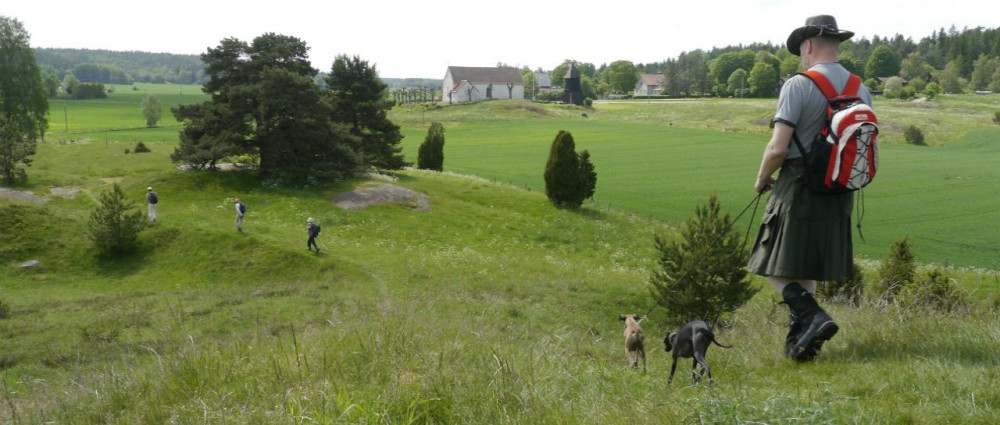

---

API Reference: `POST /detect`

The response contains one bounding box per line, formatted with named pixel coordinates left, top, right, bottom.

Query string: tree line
left=33, top=48, right=206, bottom=85
left=527, top=25, right=1000, bottom=100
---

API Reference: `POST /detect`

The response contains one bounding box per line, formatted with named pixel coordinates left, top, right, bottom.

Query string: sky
left=5, top=0, right=998, bottom=79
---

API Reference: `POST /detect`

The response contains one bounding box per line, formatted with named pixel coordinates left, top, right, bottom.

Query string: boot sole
left=791, top=320, right=838, bottom=361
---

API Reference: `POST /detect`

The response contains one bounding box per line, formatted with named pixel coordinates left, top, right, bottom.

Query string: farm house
left=442, top=66, right=524, bottom=104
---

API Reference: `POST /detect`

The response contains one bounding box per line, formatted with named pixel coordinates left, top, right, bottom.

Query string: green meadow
left=394, top=98, right=1000, bottom=271
left=2, top=90, right=998, bottom=424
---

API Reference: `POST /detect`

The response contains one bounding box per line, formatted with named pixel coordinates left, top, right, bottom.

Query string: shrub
left=72, top=82, right=107, bottom=99
left=0, top=297, right=9, bottom=319
left=987, top=290, right=1000, bottom=313
left=416, top=122, right=445, bottom=171
left=583, top=98, right=593, bottom=107
left=579, top=150, right=597, bottom=200
left=897, top=267, right=969, bottom=312
left=818, top=261, right=865, bottom=305
left=133, top=141, right=151, bottom=153
left=88, top=183, right=147, bottom=255
left=544, top=130, right=591, bottom=207
left=904, top=125, right=926, bottom=145
left=874, top=236, right=916, bottom=301
left=80, top=319, right=121, bottom=343
left=993, top=111, right=1000, bottom=125
left=649, top=194, right=759, bottom=327
left=923, top=82, right=941, bottom=100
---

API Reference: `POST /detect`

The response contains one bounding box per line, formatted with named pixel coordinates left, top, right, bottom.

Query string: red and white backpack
left=792, top=70, right=879, bottom=194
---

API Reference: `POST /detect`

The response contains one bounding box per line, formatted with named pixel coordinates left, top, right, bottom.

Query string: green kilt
left=747, top=159, right=854, bottom=281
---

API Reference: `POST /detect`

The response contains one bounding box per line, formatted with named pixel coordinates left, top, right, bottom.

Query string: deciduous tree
left=864, top=45, right=900, bottom=79
left=141, top=94, right=162, bottom=127
left=726, top=69, right=748, bottom=97
left=0, top=16, right=48, bottom=184
left=749, top=61, right=777, bottom=97
left=601, top=60, right=638, bottom=95
left=970, top=54, right=998, bottom=90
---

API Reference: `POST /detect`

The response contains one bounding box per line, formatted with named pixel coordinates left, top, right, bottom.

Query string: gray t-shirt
left=774, top=62, right=873, bottom=159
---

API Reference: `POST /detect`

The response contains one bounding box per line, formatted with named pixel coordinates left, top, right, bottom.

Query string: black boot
left=782, top=282, right=838, bottom=361
left=785, top=310, right=802, bottom=355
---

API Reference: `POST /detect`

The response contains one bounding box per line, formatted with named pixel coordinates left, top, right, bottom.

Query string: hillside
left=2, top=139, right=1000, bottom=423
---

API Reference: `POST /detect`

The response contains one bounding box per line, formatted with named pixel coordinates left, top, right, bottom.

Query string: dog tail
left=711, top=335, right=732, bottom=349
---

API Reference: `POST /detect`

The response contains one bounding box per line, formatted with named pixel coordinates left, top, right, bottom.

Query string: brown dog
left=619, top=314, right=646, bottom=372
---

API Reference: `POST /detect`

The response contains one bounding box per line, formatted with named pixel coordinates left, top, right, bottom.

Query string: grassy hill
left=2, top=91, right=998, bottom=423
left=2, top=162, right=999, bottom=423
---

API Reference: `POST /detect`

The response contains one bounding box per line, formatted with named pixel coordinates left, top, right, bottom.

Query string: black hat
left=786, top=15, right=854, bottom=56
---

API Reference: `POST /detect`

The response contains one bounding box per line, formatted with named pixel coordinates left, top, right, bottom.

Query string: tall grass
left=3, top=92, right=998, bottom=422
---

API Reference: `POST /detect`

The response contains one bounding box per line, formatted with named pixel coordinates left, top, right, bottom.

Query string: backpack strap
left=798, top=69, right=863, bottom=99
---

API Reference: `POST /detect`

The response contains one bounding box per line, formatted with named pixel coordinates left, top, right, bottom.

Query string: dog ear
left=619, top=314, right=626, bottom=321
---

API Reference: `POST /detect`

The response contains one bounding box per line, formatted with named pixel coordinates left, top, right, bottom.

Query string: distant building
left=442, top=66, right=524, bottom=104
left=563, top=63, right=583, bottom=105
left=536, top=72, right=552, bottom=89
left=634, top=73, right=665, bottom=96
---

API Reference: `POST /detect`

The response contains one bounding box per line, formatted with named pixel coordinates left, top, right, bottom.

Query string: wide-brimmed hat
left=786, top=15, right=854, bottom=56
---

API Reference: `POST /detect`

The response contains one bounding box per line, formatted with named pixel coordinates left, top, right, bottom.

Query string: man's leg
left=778, top=279, right=837, bottom=361
left=768, top=277, right=832, bottom=361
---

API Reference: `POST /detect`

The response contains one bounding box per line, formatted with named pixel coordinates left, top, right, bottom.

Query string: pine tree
left=89, top=183, right=146, bottom=255
left=875, top=235, right=916, bottom=300
left=417, top=122, right=445, bottom=171
left=649, top=195, right=758, bottom=327
left=544, top=131, right=585, bottom=207
left=579, top=149, right=597, bottom=200
left=326, top=55, right=408, bottom=170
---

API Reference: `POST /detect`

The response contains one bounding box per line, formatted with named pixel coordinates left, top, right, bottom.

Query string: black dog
left=663, top=320, right=731, bottom=383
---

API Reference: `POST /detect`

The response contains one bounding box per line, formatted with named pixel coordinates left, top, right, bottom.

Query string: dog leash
left=641, top=193, right=764, bottom=321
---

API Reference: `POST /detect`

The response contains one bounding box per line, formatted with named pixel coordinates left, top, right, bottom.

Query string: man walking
left=234, top=198, right=246, bottom=232
left=146, top=186, right=158, bottom=222
left=306, top=217, right=320, bottom=253
left=748, top=15, right=873, bottom=362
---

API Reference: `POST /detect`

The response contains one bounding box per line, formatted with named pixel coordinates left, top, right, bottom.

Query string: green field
left=35, top=91, right=1000, bottom=269
left=46, top=83, right=208, bottom=143
left=394, top=99, right=1000, bottom=270
left=2, top=89, right=1000, bottom=423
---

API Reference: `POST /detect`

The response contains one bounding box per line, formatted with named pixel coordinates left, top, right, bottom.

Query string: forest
left=31, top=25, right=1000, bottom=100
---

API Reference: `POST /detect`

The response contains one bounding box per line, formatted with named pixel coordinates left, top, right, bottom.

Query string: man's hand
left=755, top=176, right=775, bottom=193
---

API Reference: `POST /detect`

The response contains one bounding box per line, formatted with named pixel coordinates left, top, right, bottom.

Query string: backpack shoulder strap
left=798, top=70, right=839, bottom=99
left=799, top=70, right=863, bottom=98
